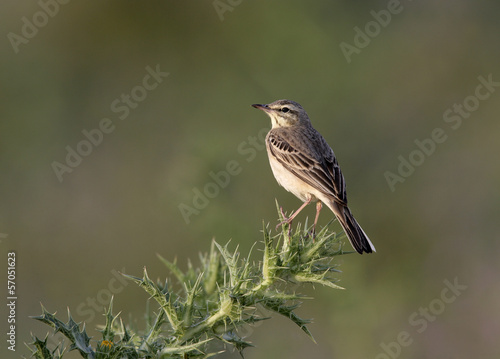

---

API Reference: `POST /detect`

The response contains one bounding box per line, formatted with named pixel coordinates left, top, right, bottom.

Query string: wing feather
left=267, top=129, right=347, bottom=205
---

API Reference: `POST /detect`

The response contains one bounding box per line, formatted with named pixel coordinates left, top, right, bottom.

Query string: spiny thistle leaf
left=122, top=268, right=182, bottom=333
left=258, top=289, right=309, bottom=302
left=293, top=272, right=345, bottom=290
left=260, top=298, right=315, bottom=342
left=139, top=310, right=166, bottom=352
left=222, top=331, right=254, bottom=358
left=119, top=318, right=132, bottom=343
left=258, top=222, right=278, bottom=290
left=27, top=334, right=62, bottom=359
left=31, top=306, right=94, bottom=359
left=183, top=272, right=204, bottom=327
left=302, top=230, right=335, bottom=262
left=202, top=240, right=221, bottom=296
left=160, top=338, right=212, bottom=356
left=98, top=296, right=121, bottom=342
left=214, top=241, right=240, bottom=289
left=29, top=202, right=348, bottom=358
left=157, top=255, right=186, bottom=286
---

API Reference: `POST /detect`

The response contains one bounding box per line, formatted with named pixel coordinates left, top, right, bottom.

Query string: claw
left=275, top=198, right=314, bottom=237
left=276, top=217, right=291, bottom=231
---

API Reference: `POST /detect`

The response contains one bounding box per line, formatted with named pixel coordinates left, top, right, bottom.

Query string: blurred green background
left=1, top=1, right=499, bottom=358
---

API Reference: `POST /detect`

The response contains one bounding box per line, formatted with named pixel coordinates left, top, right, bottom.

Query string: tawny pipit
left=252, top=99, right=375, bottom=254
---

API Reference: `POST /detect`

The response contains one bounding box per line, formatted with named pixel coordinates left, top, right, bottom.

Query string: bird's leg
left=276, top=198, right=312, bottom=231
left=311, top=201, right=322, bottom=240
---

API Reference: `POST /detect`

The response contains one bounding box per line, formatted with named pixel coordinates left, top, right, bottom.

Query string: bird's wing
left=267, top=129, right=347, bottom=205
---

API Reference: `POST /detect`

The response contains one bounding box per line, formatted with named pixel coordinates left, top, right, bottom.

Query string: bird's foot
left=276, top=218, right=292, bottom=231
left=276, top=207, right=292, bottom=230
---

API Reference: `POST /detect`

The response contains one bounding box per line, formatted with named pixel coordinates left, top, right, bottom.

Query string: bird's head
left=252, top=99, right=310, bottom=128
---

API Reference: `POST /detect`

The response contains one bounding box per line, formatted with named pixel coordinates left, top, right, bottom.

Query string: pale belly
left=268, top=154, right=320, bottom=203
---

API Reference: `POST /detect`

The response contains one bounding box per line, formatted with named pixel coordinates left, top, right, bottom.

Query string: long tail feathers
left=336, top=205, right=376, bottom=254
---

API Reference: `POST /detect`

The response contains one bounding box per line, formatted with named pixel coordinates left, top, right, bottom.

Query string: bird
left=252, top=99, right=375, bottom=254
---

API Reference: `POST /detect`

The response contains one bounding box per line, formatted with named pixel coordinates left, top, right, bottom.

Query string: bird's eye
left=281, top=107, right=290, bottom=113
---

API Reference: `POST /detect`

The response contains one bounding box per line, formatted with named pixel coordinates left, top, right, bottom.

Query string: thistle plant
left=28, top=203, right=350, bottom=358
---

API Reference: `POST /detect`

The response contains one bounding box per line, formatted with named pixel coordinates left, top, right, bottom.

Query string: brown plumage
left=252, top=99, right=375, bottom=254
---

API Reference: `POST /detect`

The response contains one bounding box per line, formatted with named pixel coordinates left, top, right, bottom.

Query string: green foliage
left=28, top=204, right=348, bottom=358
left=30, top=306, right=93, bottom=358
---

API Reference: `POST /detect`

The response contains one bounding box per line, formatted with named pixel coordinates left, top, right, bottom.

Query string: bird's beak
left=252, top=103, right=271, bottom=112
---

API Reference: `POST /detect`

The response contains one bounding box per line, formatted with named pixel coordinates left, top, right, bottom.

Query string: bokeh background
left=1, top=1, right=499, bottom=358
